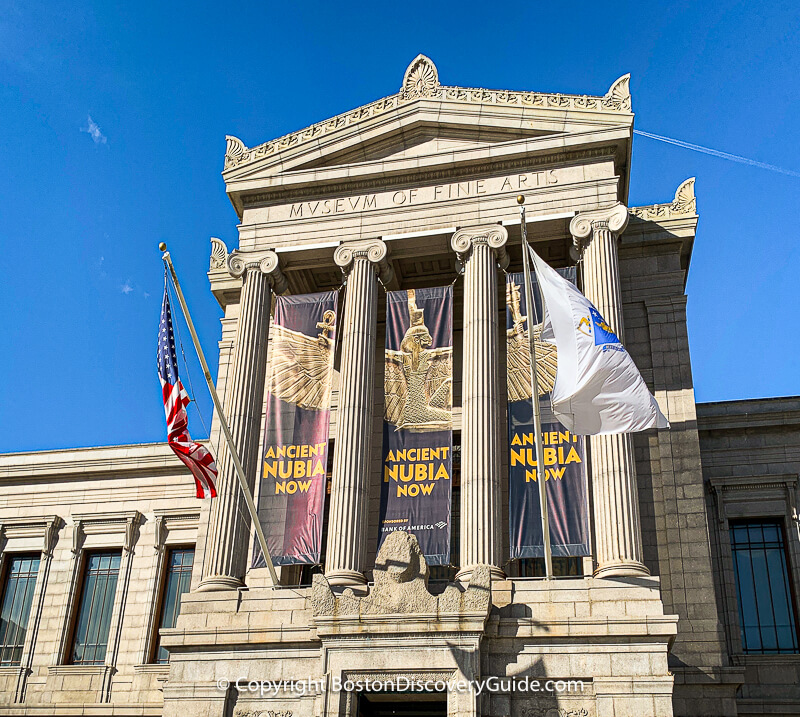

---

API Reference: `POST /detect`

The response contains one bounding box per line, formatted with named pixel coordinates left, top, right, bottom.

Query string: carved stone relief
left=311, top=531, right=491, bottom=618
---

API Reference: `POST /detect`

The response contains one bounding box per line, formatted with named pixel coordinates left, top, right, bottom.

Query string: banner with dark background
left=253, top=291, right=338, bottom=567
left=506, top=270, right=590, bottom=559
left=379, top=286, right=453, bottom=566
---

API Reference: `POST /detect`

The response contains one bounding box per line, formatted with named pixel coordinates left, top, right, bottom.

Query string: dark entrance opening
left=357, top=693, right=447, bottom=717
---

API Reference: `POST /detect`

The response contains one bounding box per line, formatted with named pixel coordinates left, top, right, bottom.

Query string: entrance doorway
left=357, top=693, right=447, bottom=717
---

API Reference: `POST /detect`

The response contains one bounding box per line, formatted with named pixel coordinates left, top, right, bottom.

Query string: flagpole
left=159, top=243, right=280, bottom=587
left=516, top=197, right=554, bottom=580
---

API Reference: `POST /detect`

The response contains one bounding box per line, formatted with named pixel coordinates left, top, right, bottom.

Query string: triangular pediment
left=292, top=123, right=557, bottom=170
left=222, top=55, right=633, bottom=208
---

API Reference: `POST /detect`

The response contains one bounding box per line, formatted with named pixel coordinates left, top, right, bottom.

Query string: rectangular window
left=153, top=547, right=194, bottom=664
left=0, top=554, right=41, bottom=666
left=731, top=520, right=799, bottom=654
left=71, top=551, right=121, bottom=665
left=515, top=556, right=581, bottom=577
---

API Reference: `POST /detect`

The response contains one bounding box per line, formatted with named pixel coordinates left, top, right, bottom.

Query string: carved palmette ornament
left=209, top=237, right=227, bottom=270
left=401, top=54, right=440, bottom=99
left=630, top=178, right=696, bottom=220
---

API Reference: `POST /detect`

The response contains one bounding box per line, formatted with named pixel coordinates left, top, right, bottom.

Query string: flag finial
left=516, top=195, right=525, bottom=205
left=158, top=242, right=167, bottom=251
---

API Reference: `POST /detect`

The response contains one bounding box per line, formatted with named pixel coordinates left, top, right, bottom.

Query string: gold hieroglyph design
left=506, top=280, right=558, bottom=401
left=266, top=310, right=336, bottom=411
left=384, top=290, right=452, bottom=433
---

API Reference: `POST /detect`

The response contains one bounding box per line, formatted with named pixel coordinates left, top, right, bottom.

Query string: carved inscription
left=283, top=170, right=561, bottom=221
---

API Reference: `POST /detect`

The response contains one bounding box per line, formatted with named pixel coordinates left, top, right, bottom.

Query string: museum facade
left=0, top=56, right=798, bottom=717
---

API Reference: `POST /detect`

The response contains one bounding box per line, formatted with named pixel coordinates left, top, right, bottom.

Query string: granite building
left=0, top=56, right=798, bottom=717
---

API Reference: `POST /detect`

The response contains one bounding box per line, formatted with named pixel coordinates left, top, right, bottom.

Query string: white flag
left=529, top=246, right=669, bottom=435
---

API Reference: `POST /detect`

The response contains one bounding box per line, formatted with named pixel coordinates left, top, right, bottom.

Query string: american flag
left=158, top=278, right=217, bottom=498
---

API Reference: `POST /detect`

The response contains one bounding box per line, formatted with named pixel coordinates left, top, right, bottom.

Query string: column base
left=594, top=559, right=650, bottom=579
left=455, top=564, right=506, bottom=583
left=324, top=569, right=368, bottom=593
left=196, top=575, right=245, bottom=592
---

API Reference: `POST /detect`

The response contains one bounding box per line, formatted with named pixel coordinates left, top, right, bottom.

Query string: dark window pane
left=0, top=555, right=40, bottom=666
left=730, top=520, right=799, bottom=654
left=153, top=548, right=194, bottom=664
left=71, top=550, right=121, bottom=665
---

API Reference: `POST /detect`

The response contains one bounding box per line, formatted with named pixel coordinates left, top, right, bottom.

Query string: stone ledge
left=494, top=614, right=679, bottom=642
left=313, top=612, right=489, bottom=637
left=0, top=704, right=164, bottom=715
left=159, top=625, right=317, bottom=650
left=45, top=665, right=110, bottom=677
left=671, top=664, right=746, bottom=685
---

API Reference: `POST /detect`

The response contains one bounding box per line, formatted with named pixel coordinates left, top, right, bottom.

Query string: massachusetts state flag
left=529, top=245, right=669, bottom=435
left=158, top=276, right=217, bottom=498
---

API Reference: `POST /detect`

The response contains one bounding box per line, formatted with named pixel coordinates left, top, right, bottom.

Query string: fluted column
left=451, top=225, right=508, bottom=582
left=571, top=203, right=650, bottom=578
left=199, top=251, right=286, bottom=591
left=325, top=240, right=393, bottom=589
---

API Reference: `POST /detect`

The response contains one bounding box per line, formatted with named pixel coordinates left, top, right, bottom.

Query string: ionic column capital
left=570, top=202, right=629, bottom=253
left=334, top=239, right=393, bottom=283
left=450, top=224, right=509, bottom=269
left=226, top=250, right=287, bottom=294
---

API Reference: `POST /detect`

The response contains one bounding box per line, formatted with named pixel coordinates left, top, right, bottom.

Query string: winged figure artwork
left=384, top=290, right=452, bottom=433
left=506, top=279, right=559, bottom=402
left=266, top=310, right=336, bottom=411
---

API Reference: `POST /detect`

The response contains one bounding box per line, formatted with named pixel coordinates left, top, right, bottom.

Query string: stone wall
left=699, top=397, right=800, bottom=716
left=0, top=443, right=206, bottom=711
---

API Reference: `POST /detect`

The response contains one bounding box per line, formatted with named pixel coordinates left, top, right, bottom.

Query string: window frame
left=138, top=508, right=200, bottom=667
left=150, top=545, right=195, bottom=664
left=56, top=510, right=141, bottom=668
left=729, top=518, right=800, bottom=655
left=67, top=549, right=123, bottom=666
left=708, top=475, right=800, bottom=660
left=0, top=552, right=42, bottom=667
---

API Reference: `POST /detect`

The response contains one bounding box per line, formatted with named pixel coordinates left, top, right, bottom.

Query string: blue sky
left=1, top=1, right=798, bottom=452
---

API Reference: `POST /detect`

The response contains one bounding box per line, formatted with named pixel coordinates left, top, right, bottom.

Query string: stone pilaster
left=571, top=203, right=649, bottom=578
left=450, top=224, right=508, bottom=582
left=199, top=251, right=286, bottom=591
left=324, top=240, right=392, bottom=589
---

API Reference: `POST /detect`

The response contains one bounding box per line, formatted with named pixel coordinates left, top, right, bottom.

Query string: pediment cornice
left=223, top=55, right=632, bottom=179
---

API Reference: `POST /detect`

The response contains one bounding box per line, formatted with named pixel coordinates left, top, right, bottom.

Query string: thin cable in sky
left=634, top=129, right=800, bottom=178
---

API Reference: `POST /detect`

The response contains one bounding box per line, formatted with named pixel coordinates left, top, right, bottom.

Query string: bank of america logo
left=435, top=521, right=447, bottom=529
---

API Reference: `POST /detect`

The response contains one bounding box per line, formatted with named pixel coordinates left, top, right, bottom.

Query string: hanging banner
left=379, top=286, right=453, bottom=566
left=253, top=291, right=338, bottom=567
left=506, top=269, right=590, bottom=559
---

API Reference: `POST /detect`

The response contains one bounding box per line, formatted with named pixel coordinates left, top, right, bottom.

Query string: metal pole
left=516, top=197, right=554, bottom=580
left=159, top=243, right=279, bottom=587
